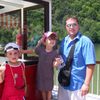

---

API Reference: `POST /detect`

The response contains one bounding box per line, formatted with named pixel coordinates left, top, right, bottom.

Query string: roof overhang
left=0, top=0, right=51, bottom=14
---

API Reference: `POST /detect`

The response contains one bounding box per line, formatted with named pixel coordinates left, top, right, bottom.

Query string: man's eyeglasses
left=66, top=23, right=77, bottom=28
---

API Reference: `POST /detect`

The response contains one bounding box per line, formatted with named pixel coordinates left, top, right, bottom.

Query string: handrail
left=90, top=61, right=100, bottom=95
left=96, top=61, right=100, bottom=64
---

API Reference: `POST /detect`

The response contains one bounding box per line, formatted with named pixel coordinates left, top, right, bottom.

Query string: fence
left=90, top=61, right=100, bottom=95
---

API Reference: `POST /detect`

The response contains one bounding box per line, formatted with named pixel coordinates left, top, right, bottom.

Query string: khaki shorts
left=58, top=85, right=86, bottom=100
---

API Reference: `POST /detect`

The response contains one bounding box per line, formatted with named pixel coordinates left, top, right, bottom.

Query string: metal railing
left=90, top=61, right=100, bottom=95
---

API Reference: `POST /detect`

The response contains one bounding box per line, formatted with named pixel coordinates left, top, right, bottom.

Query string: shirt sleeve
left=35, top=44, right=43, bottom=55
left=82, top=37, right=96, bottom=65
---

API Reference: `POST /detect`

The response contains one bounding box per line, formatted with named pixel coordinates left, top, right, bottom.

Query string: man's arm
left=84, top=64, right=95, bottom=86
left=81, top=64, right=95, bottom=96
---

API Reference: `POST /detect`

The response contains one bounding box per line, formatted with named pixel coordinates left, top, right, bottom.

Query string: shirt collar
left=65, top=32, right=81, bottom=42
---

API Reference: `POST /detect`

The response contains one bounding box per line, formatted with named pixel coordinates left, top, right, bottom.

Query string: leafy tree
left=0, top=28, right=14, bottom=45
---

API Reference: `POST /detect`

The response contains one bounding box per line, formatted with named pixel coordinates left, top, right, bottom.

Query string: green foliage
left=0, top=28, right=15, bottom=45
left=27, top=8, right=44, bottom=35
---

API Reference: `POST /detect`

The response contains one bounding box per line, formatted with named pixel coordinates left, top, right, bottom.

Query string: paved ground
left=52, top=88, right=58, bottom=100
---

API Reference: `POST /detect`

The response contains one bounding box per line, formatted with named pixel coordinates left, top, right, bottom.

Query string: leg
left=58, top=85, right=70, bottom=100
left=41, top=91, right=46, bottom=100
left=46, top=91, right=52, bottom=100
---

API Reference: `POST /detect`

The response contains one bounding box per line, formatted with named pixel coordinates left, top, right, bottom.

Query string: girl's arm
left=0, top=72, right=4, bottom=83
left=0, top=64, right=5, bottom=83
left=20, top=38, right=43, bottom=54
left=36, top=37, right=44, bottom=47
left=20, top=49, right=34, bottom=54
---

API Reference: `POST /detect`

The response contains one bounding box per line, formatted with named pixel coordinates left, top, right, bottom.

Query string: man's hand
left=81, top=83, right=89, bottom=96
